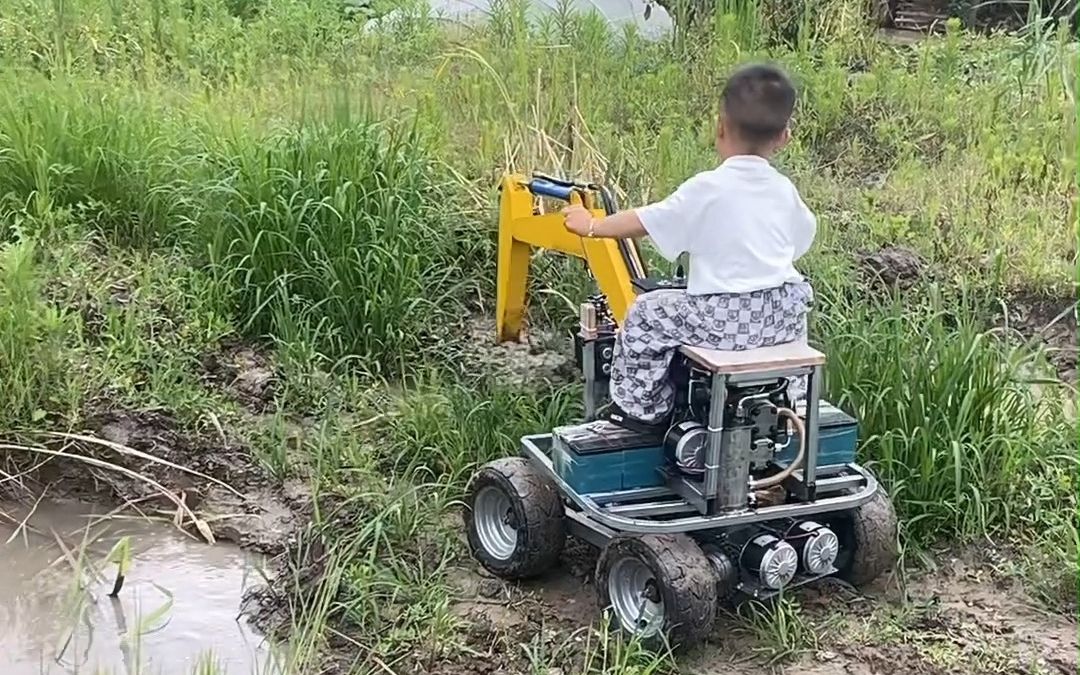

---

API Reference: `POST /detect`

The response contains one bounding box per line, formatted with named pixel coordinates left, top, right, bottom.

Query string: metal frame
left=561, top=335, right=866, bottom=549
left=581, top=338, right=610, bottom=421
left=523, top=435, right=878, bottom=544
left=666, top=363, right=830, bottom=514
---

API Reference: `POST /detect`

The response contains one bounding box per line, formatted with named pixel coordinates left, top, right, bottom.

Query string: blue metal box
left=776, top=401, right=859, bottom=468
left=551, top=422, right=666, bottom=495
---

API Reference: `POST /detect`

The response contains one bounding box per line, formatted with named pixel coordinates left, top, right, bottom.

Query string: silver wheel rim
left=474, top=485, right=517, bottom=560
left=608, top=556, right=665, bottom=638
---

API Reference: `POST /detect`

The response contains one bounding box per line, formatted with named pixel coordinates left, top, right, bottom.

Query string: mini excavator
left=464, top=173, right=898, bottom=649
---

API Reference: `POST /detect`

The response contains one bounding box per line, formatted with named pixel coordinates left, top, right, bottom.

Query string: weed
left=817, top=281, right=1077, bottom=556
left=0, top=237, right=73, bottom=429
left=736, top=595, right=821, bottom=664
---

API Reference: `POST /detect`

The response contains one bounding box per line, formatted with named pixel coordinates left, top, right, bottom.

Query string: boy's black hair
left=720, top=63, right=797, bottom=147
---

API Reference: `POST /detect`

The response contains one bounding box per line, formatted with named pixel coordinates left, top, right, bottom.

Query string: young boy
left=562, top=63, right=816, bottom=431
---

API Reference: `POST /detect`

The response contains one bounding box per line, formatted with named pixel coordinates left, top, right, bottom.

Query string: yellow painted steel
left=495, top=173, right=640, bottom=343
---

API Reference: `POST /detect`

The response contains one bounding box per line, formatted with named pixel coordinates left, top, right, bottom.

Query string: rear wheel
left=833, top=486, right=899, bottom=586
left=464, top=457, right=566, bottom=580
left=595, top=534, right=716, bottom=650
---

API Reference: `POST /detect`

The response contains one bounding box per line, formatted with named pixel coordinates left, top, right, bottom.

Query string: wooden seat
left=680, top=342, right=825, bottom=375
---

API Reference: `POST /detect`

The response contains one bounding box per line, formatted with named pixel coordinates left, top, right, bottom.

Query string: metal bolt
left=643, top=579, right=661, bottom=604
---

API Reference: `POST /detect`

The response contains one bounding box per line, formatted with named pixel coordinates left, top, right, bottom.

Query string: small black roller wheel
left=833, top=486, right=899, bottom=586
left=464, top=457, right=565, bottom=580
left=595, top=534, right=717, bottom=650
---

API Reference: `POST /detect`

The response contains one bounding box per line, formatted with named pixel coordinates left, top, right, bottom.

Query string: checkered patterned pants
left=610, top=281, right=814, bottom=422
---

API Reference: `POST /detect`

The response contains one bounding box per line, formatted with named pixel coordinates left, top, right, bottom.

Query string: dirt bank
left=0, top=340, right=308, bottom=556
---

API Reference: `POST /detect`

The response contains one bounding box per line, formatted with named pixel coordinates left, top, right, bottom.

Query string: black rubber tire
left=595, top=534, right=717, bottom=650
left=463, top=457, right=566, bottom=580
left=835, top=486, right=899, bottom=586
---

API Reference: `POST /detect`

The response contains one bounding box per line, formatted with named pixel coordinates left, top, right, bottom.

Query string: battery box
left=550, top=401, right=858, bottom=496
left=775, top=401, right=859, bottom=468
left=551, top=422, right=666, bottom=495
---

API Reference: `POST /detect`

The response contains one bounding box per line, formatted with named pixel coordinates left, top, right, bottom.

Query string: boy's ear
left=776, top=125, right=792, bottom=150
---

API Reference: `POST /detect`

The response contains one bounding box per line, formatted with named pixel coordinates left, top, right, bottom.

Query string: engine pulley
left=664, top=420, right=707, bottom=475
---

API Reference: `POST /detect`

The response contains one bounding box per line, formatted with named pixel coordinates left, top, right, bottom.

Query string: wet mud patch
left=900, top=556, right=1079, bottom=674
left=11, top=408, right=307, bottom=555
left=430, top=536, right=610, bottom=674
left=1001, top=290, right=1077, bottom=383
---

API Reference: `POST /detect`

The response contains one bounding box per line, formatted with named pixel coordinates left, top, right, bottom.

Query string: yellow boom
left=495, top=173, right=648, bottom=342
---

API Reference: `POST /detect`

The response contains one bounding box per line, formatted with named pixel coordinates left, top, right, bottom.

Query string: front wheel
left=464, top=457, right=566, bottom=580
left=595, top=534, right=717, bottom=650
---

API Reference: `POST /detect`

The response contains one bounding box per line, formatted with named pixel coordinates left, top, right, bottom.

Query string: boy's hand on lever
left=562, top=205, right=647, bottom=239
left=562, top=205, right=594, bottom=237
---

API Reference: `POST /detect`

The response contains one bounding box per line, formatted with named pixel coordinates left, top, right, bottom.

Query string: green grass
left=818, top=282, right=1076, bottom=545
left=735, top=595, right=822, bottom=665
left=0, top=0, right=1076, bottom=673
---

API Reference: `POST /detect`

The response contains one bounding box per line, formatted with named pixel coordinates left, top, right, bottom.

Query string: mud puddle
left=0, top=499, right=279, bottom=675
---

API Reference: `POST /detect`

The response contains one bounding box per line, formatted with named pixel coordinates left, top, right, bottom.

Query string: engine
left=664, top=377, right=793, bottom=478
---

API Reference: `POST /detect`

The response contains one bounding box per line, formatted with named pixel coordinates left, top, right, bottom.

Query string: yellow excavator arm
left=495, top=172, right=651, bottom=342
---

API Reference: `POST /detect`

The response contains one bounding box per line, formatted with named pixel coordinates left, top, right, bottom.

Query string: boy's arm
left=571, top=208, right=648, bottom=239
left=635, top=173, right=708, bottom=262
left=563, top=173, right=706, bottom=262
left=792, top=188, right=817, bottom=260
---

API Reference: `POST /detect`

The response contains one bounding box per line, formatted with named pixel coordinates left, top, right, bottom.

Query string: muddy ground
left=446, top=538, right=1078, bottom=675
left=5, top=342, right=309, bottom=556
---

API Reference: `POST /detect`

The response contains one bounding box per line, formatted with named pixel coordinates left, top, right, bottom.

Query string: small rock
left=857, top=245, right=925, bottom=289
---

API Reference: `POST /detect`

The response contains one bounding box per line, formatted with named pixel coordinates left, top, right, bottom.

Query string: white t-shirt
left=635, top=155, right=816, bottom=296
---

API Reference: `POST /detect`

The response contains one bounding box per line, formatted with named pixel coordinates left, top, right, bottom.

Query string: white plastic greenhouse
left=367, top=0, right=674, bottom=39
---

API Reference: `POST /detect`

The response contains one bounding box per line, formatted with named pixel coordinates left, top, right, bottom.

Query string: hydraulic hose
left=749, top=407, right=806, bottom=490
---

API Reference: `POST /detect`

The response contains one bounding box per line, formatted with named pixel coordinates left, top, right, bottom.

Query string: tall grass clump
left=817, top=282, right=1077, bottom=553
left=204, top=109, right=480, bottom=374
left=0, top=78, right=207, bottom=248
left=0, top=237, right=72, bottom=430
left=0, top=0, right=361, bottom=84
left=268, top=466, right=465, bottom=671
